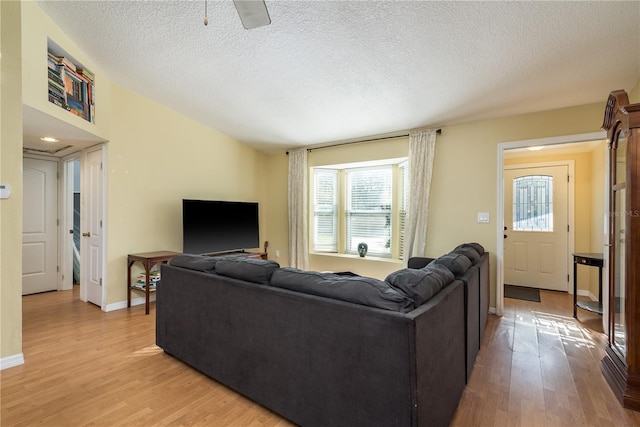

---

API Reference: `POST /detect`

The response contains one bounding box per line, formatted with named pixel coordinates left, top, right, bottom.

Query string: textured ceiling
left=32, top=1, right=640, bottom=153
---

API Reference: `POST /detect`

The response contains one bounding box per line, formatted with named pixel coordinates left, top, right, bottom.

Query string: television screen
left=182, top=199, right=259, bottom=255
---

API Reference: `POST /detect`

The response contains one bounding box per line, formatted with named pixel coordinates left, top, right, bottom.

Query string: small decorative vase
left=357, top=242, right=368, bottom=257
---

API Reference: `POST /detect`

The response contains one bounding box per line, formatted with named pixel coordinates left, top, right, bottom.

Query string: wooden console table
left=127, top=251, right=180, bottom=314
left=572, top=252, right=604, bottom=319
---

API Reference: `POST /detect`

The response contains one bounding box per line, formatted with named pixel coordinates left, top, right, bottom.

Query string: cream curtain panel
left=403, top=129, right=437, bottom=263
left=287, top=148, right=309, bottom=269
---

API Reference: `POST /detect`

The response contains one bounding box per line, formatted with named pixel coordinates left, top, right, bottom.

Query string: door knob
left=504, top=226, right=507, bottom=231
left=69, top=229, right=74, bottom=234
left=82, top=232, right=91, bottom=237
left=504, top=234, right=508, bottom=239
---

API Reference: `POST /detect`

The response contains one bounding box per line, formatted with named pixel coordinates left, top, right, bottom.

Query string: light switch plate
left=0, top=184, right=11, bottom=199
left=477, top=212, right=490, bottom=223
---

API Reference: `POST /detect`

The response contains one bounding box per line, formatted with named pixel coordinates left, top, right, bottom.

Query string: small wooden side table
left=572, top=252, right=604, bottom=319
left=127, top=251, right=180, bottom=314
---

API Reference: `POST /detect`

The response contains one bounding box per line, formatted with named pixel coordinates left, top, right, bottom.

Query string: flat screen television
left=182, top=199, right=259, bottom=255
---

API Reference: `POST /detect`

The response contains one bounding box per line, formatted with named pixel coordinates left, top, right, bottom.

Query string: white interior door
left=504, top=165, right=569, bottom=291
left=82, top=147, right=104, bottom=307
left=22, top=157, right=58, bottom=295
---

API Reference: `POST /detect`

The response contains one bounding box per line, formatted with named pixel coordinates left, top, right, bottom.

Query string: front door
left=504, top=165, right=569, bottom=291
left=22, top=157, right=58, bottom=295
left=83, top=147, right=104, bottom=307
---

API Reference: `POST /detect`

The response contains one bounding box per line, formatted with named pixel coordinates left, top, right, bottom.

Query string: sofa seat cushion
left=215, top=258, right=280, bottom=285
left=385, top=264, right=454, bottom=306
left=430, top=253, right=472, bottom=277
left=168, top=254, right=219, bottom=273
left=271, top=268, right=414, bottom=312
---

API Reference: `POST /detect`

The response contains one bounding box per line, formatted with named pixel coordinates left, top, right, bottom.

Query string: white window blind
left=346, top=167, right=392, bottom=257
left=398, top=161, right=408, bottom=260
left=313, top=169, right=338, bottom=252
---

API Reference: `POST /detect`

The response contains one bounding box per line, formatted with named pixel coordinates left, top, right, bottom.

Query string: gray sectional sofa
left=156, top=243, right=489, bottom=427
left=408, top=243, right=490, bottom=382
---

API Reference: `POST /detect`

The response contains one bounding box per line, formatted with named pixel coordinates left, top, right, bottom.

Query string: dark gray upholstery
left=451, top=247, right=480, bottom=264
left=215, top=257, right=280, bottom=285
left=156, top=265, right=466, bottom=427
left=271, top=268, right=414, bottom=312
left=409, top=245, right=490, bottom=384
left=385, top=264, right=454, bottom=306
left=168, top=253, right=221, bottom=272
left=430, top=253, right=472, bottom=276
left=454, top=242, right=485, bottom=255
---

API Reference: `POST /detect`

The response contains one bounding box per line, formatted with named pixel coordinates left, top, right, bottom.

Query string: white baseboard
left=104, top=294, right=156, bottom=312
left=0, top=353, right=25, bottom=370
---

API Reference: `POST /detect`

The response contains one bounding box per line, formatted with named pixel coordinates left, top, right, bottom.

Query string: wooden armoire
left=601, top=89, right=640, bottom=410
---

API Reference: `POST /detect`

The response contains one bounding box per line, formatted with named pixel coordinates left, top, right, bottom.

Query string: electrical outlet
left=275, top=250, right=280, bottom=258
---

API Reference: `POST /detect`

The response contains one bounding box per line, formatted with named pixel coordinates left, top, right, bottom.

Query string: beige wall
left=106, top=83, right=269, bottom=305
left=267, top=102, right=608, bottom=306
left=1, top=0, right=24, bottom=361
left=21, top=0, right=110, bottom=140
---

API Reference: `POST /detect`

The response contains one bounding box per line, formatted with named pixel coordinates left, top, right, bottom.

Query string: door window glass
left=512, top=175, right=553, bottom=231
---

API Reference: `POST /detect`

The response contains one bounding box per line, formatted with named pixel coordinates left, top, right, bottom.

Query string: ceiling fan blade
left=233, top=0, right=271, bottom=30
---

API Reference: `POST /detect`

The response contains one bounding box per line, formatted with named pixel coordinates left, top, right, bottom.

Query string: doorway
left=504, top=164, right=570, bottom=291
left=496, top=132, right=607, bottom=317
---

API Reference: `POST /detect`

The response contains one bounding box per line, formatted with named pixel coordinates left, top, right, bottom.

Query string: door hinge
left=567, top=175, right=570, bottom=183
left=567, top=274, right=570, bottom=282
left=568, top=225, right=570, bottom=232
left=100, top=220, right=103, bottom=228
left=57, top=219, right=60, bottom=226
left=57, top=266, right=60, bottom=273
left=99, top=278, right=102, bottom=287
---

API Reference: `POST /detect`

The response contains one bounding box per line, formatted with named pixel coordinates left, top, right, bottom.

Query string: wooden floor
left=2, top=288, right=640, bottom=427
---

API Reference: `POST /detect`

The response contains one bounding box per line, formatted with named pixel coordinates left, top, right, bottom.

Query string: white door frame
left=496, top=131, right=606, bottom=316
left=504, top=161, right=574, bottom=291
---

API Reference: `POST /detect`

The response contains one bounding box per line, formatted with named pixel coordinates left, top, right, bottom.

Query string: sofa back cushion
left=454, top=242, right=485, bottom=255
left=450, top=247, right=480, bottom=265
left=215, top=258, right=280, bottom=285
left=385, top=263, right=454, bottom=306
left=271, top=268, right=414, bottom=312
left=168, top=254, right=219, bottom=273
left=430, top=253, right=472, bottom=277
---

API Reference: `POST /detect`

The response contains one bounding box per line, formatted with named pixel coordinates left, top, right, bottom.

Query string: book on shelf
left=47, top=49, right=95, bottom=123
left=47, top=52, right=77, bottom=72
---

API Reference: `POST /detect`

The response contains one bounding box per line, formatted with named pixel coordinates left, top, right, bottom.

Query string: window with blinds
left=313, top=169, right=338, bottom=252
left=398, top=161, right=408, bottom=259
left=346, top=167, right=392, bottom=257
left=311, top=159, right=408, bottom=259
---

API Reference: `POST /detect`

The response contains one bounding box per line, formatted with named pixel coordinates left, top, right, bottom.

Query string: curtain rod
left=286, top=128, right=441, bottom=154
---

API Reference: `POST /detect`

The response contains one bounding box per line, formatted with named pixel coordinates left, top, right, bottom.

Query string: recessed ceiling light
left=40, top=137, right=59, bottom=143
left=527, top=146, right=544, bottom=151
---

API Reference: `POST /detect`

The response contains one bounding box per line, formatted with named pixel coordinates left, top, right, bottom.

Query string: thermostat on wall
left=0, top=184, right=11, bottom=199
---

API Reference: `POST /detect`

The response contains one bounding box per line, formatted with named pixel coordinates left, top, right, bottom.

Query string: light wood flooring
left=2, top=287, right=640, bottom=426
